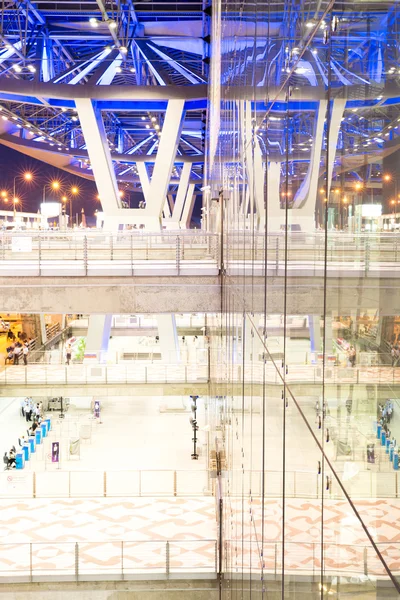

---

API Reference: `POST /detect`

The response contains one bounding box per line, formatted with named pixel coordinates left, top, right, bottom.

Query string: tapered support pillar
left=181, top=184, right=196, bottom=229
left=40, top=315, right=47, bottom=345
left=75, top=99, right=121, bottom=218
left=244, top=314, right=261, bottom=363
left=171, top=162, right=192, bottom=225
left=156, top=314, right=180, bottom=363
left=84, top=315, right=112, bottom=363
left=308, top=315, right=321, bottom=354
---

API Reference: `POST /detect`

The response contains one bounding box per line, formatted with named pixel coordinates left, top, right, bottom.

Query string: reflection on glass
left=206, top=0, right=400, bottom=596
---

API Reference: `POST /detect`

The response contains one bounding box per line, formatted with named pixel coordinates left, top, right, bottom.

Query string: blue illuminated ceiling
left=0, top=1, right=399, bottom=192
left=0, top=0, right=209, bottom=188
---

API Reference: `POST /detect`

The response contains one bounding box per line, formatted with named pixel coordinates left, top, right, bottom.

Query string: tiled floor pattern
left=0, top=496, right=400, bottom=579
left=225, top=497, right=400, bottom=578
left=0, top=496, right=217, bottom=578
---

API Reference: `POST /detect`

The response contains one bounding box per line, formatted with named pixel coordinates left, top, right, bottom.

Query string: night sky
left=0, top=144, right=101, bottom=220
left=0, top=144, right=202, bottom=227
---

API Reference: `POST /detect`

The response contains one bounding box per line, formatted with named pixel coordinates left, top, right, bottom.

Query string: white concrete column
left=171, top=162, right=192, bottom=225
left=266, top=161, right=282, bottom=232
left=75, top=98, right=121, bottom=216
left=243, top=100, right=264, bottom=226
left=324, top=314, right=333, bottom=356
left=39, top=315, right=47, bottom=345
left=244, top=314, right=260, bottom=363
left=308, top=315, right=321, bottom=354
left=145, top=99, right=185, bottom=220
left=180, top=184, right=196, bottom=229
left=157, top=314, right=180, bottom=363
left=84, top=315, right=112, bottom=363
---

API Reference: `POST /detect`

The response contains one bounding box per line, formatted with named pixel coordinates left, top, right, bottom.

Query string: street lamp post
left=43, top=180, right=60, bottom=203
left=13, top=197, right=19, bottom=220
left=342, top=197, right=348, bottom=230
left=13, top=172, right=32, bottom=221
left=70, top=187, right=78, bottom=226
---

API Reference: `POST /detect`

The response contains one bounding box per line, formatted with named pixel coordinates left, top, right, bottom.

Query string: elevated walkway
left=2, top=231, right=400, bottom=313
left=1, top=363, right=400, bottom=395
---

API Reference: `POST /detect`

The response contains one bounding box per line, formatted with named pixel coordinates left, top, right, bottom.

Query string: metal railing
left=224, top=540, right=400, bottom=580
left=2, top=230, right=400, bottom=276
left=225, top=231, right=400, bottom=276
left=0, top=537, right=396, bottom=583
left=0, top=539, right=218, bottom=582
left=226, top=469, right=400, bottom=499
left=0, top=230, right=219, bottom=276
left=0, top=363, right=209, bottom=385
left=213, top=363, right=400, bottom=385
left=2, top=468, right=398, bottom=500
left=0, top=469, right=211, bottom=499
left=3, top=362, right=400, bottom=385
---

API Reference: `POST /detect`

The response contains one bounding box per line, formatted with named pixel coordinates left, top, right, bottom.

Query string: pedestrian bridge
left=1, top=230, right=400, bottom=278
left=1, top=230, right=400, bottom=314
left=1, top=362, right=399, bottom=396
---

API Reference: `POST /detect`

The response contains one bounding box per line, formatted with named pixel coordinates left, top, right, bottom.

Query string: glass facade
left=207, top=0, right=400, bottom=597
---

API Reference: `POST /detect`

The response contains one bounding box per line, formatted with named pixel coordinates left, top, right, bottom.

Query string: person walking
left=349, top=346, right=356, bottom=368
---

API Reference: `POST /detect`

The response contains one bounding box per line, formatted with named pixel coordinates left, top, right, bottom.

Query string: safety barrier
left=0, top=469, right=211, bottom=499
left=0, top=468, right=397, bottom=499
left=2, top=362, right=400, bottom=386
left=224, top=540, right=400, bottom=579
left=0, top=363, right=209, bottom=385
left=226, top=469, right=399, bottom=499
left=0, top=230, right=219, bottom=276
left=0, top=538, right=218, bottom=582
left=3, top=230, right=400, bottom=277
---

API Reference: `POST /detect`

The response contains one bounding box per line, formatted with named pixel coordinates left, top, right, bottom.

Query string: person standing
left=24, top=399, right=32, bottom=422
left=13, top=345, right=21, bottom=365
left=23, top=344, right=29, bottom=366
left=20, top=398, right=25, bottom=418
left=65, top=343, right=72, bottom=366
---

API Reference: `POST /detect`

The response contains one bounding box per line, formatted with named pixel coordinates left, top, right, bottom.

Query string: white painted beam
left=75, top=98, right=121, bottom=216
left=145, top=99, right=185, bottom=220
left=157, top=314, right=180, bottom=363
left=180, top=183, right=196, bottom=228
left=84, top=314, right=112, bottom=363
left=171, top=162, right=191, bottom=224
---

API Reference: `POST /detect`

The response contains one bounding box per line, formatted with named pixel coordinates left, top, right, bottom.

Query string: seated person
left=31, top=421, right=38, bottom=433
left=8, top=449, right=16, bottom=467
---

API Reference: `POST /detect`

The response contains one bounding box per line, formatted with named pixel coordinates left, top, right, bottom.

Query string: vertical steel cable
left=320, top=13, right=334, bottom=597
left=281, top=81, right=291, bottom=600
left=261, top=0, right=271, bottom=595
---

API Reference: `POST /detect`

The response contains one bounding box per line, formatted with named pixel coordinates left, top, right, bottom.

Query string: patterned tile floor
left=225, top=497, right=400, bottom=578
left=0, top=496, right=217, bottom=578
left=0, top=495, right=399, bottom=580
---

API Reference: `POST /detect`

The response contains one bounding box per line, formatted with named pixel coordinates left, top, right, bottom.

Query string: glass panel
left=206, top=0, right=400, bottom=596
